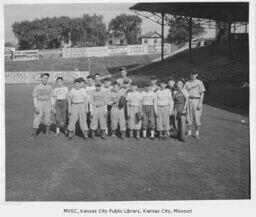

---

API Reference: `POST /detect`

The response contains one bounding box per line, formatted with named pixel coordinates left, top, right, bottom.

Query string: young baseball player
left=53, top=77, right=69, bottom=135
left=167, top=77, right=176, bottom=137
left=150, top=76, right=160, bottom=92
left=141, top=83, right=157, bottom=139
left=155, top=80, right=174, bottom=140
left=116, top=67, right=132, bottom=86
left=126, top=83, right=142, bottom=139
left=109, top=82, right=126, bottom=139
left=167, top=77, right=176, bottom=91
left=32, top=73, right=54, bottom=138
left=89, top=81, right=107, bottom=139
left=120, top=78, right=132, bottom=96
left=94, top=73, right=101, bottom=82
left=101, top=77, right=113, bottom=135
left=184, top=70, right=205, bottom=139
left=173, top=79, right=189, bottom=142
left=67, top=78, right=89, bottom=140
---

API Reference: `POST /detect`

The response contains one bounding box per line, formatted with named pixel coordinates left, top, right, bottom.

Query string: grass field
left=5, top=84, right=250, bottom=201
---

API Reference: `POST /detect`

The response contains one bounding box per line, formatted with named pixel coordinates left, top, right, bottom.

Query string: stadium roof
left=130, top=2, right=249, bottom=22
left=140, top=31, right=161, bottom=38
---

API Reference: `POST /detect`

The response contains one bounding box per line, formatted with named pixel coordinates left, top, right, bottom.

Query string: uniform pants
left=156, top=105, right=170, bottom=131
left=111, top=107, right=126, bottom=131
left=68, top=103, right=88, bottom=132
left=186, top=99, right=202, bottom=127
left=55, top=99, right=67, bottom=128
left=33, top=100, right=52, bottom=129
left=90, top=107, right=107, bottom=130
left=142, top=105, right=155, bottom=129
left=128, top=106, right=141, bottom=130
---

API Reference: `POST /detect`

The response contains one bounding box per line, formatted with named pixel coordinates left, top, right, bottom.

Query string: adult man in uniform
left=116, top=67, right=132, bottom=87
left=184, top=69, right=206, bottom=139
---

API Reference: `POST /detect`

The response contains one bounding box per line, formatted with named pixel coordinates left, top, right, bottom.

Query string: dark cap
left=41, top=73, right=50, bottom=78
left=103, top=77, right=111, bottom=82
left=191, top=69, right=199, bottom=75
left=78, top=77, right=85, bottom=82
left=113, top=82, right=120, bottom=86
left=56, top=76, right=63, bottom=81
left=160, top=80, right=167, bottom=84
left=150, top=76, right=157, bottom=80
left=120, top=66, right=126, bottom=71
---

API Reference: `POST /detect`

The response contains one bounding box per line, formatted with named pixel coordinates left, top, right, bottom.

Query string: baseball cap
left=120, top=66, right=126, bottom=71
left=74, top=78, right=81, bottom=83
left=150, top=76, right=157, bottom=80
left=191, top=69, right=199, bottom=75
left=103, top=77, right=111, bottom=82
left=78, top=77, right=85, bottom=82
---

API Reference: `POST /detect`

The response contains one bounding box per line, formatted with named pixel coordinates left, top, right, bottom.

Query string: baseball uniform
left=32, top=83, right=54, bottom=129
left=116, top=77, right=132, bottom=86
left=184, top=79, right=205, bottom=127
left=126, top=91, right=142, bottom=130
left=156, top=89, right=174, bottom=131
left=151, top=84, right=160, bottom=92
left=89, top=90, right=107, bottom=131
left=68, top=88, right=89, bottom=132
left=109, top=90, right=126, bottom=131
left=102, top=85, right=113, bottom=134
left=53, top=86, right=69, bottom=128
left=141, top=90, right=157, bottom=130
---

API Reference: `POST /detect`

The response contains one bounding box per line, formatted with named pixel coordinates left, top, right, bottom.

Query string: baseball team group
left=31, top=67, right=206, bottom=142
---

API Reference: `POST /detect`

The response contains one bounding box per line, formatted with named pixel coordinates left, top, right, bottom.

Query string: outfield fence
left=5, top=43, right=171, bottom=61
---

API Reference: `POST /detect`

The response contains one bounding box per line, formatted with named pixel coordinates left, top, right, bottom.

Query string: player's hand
left=34, top=108, right=39, bottom=115
left=197, top=104, right=202, bottom=110
left=182, top=109, right=186, bottom=114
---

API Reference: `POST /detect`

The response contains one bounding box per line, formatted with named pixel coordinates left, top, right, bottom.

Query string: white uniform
left=126, top=91, right=142, bottom=130
left=184, top=79, right=205, bottom=127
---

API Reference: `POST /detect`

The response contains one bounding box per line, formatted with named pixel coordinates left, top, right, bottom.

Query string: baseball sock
left=195, top=130, right=200, bottom=136
left=32, top=128, right=37, bottom=137
left=187, top=128, right=192, bottom=136
left=136, top=130, right=140, bottom=138
left=121, top=131, right=126, bottom=139
left=129, top=130, right=133, bottom=138
left=46, top=125, right=50, bottom=135
left=150, top=130, right=154, bottom=138
left=91, top=130, right=95, bottom=138
left=111, top=130, right=116, bottom=137
left=143, top=130, right=147, bottom=138
left=56, top=127, right=60, bottom=134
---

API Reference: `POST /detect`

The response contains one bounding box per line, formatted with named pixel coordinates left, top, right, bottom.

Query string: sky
left=4, top=3, right=215, bottom=45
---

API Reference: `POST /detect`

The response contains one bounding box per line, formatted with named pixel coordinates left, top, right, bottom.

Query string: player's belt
left=57, top=99, right=67, bottom=101
left=38, top=98, right=51, bottom=101
left=72, top=102, right=84, bottom=104
left=189, top=96, right=200, bottom=99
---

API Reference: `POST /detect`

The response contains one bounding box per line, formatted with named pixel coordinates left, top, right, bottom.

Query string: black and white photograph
left=1, top=0, right=255, bottom=214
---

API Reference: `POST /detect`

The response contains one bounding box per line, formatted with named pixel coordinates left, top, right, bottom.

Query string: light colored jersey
left=69, top=88, right=88, bottom=103
left=116, top=77, right=132, bottom=85
left=151, top=85, right=160, bottom=92
left=141, top=91, right=156, bottom=105
left=101, top=85, right=113, bottom=92
left=32, top=84, right=53, bottom=100
left=126, top=91, right=142, bottom=107
left=109, top=90, right=123, bottom=107
left=54, top=86, right=69, bottom=100
left=90, top=90, right=107, bottom=108
left=156, top=89, right=173, bottom=106
left=184, top=79, right=205, bottom=98
left=120, top=87, right=131, bottom=96
left=85, top=85, right=96, bottom=95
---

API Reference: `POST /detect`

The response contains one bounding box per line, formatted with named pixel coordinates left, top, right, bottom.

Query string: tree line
left=12, top=13, right=204, bottom=50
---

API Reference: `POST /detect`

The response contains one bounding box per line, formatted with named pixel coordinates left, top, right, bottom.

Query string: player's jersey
left=126, top=91, right=142, bottom=107
left=184, top=79, right=205, bottom=98
left=101, top=85, right=113, bottom=92
left=53, top=86, right=69, bottom=100
left=109, top=90, right=123, bottom=107
left=85, top=85, right=96, bottom=95
left=120, top=87, right=131, bottom=96
left=150, top=85, right=160, bottom=92
left=32, top=84, right=53, bottom=100
left=141, top=91, right=156, bottom=105
left=90, top=90, right=107, bottom=108
left=116, top=77, right=132, bottom=85
left=156, top=89, right=173, bottom=107
left=69, top=88, right=88, bottom=103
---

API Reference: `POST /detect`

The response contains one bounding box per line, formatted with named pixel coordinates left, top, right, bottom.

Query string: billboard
left=127, top=45, right=148, bottom=56
left=13, top=50, right=39, bottom=61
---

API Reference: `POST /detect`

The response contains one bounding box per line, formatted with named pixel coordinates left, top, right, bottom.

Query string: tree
left=166, top=17, right=205, bottom=45
left=108, top=14, right=142, bottom=44
left=12, top=14, right=107, bottom=49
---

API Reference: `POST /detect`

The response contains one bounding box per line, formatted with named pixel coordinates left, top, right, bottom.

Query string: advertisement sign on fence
left=5, top=71, right=89, bottom=84
left=127, top=45, right=148, bottom=56
left=13, top=50, right=39, bottom=61
left=108, top=46, right=127, bottom=55
left=63, top=47, right=108, bottom=58
left=148, top=44, right=171, bottom=54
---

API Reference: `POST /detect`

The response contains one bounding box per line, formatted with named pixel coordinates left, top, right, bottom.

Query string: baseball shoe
left=195, top=135, right=200, bottom=140
left=111, top=135, right=117, bottom=139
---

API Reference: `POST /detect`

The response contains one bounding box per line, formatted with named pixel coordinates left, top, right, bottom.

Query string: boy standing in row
left=53, top=77, right=69, bottom=135
left=32, top=73, right=54, bottom=138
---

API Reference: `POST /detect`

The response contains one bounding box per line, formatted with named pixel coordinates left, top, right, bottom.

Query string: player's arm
left=153, top=93, right=158, bottom=115
left=68, top=92, right=72, bottom=115
left=84, top=93, right=89, bottom=113
left=197, top=81, right=206, bottom=110
left=169, top=90, right=174, bottom=114
left=32, top=86, right=39, bottom=114
left=126, top=94, right=130, bottom=118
